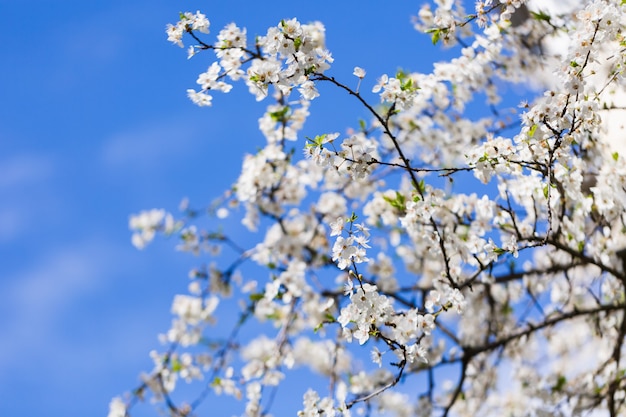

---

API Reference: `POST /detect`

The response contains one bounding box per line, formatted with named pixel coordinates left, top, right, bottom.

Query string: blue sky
left=0, top=1, right=501, bottom=416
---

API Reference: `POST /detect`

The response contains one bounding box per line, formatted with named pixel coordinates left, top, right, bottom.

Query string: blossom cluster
left=128, top=209, right=176, bottom=249
left=111, top=1, right=626, bottom=417
left=179, top=15, right=333, bottom=107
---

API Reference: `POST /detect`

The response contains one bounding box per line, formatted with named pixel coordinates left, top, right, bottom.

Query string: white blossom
left=118, top=3, right=626, bottom=416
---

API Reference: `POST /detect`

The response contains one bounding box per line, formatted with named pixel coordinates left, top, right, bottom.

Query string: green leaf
left=249, top=293, right=264, bottom=302
left=432, top=31, right=440, bottom=45
left=171, top=358, right=182, bottom=372
left=552, top=375, right=567, bottom=392
left=395, top=68, right=408, bottom=80
left=305, top=134, right=329, bottom=149
left=530, top=10, right=552, bottom=23
left=425, top=27, right=449, bottom=45
left=543, top=185, right=549, bottom=199
left=427, top=28, right=442, bottom=45
left=528, top=124, right=538, bottom=138
left=269, top=106, right=290, bottom=122
left=417, top=179, right=426, bottom=194
left=613, top=151, right=619, bottom=161
left=570, top=60, right=579, bottom=68
left=501, top=302, right=513, bottom=316
left=293, top=36, right=302, bottom=51
left=383, top=192, right=406, bottom=211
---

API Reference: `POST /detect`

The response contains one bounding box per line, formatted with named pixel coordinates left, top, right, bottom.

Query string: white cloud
left=0, top=241, right=142, bottom=379
left=0, top=154, right=54, bottom=189
left=0, top=244, right=102, bottom=350
left=0, top=239, right=180, bottom=414
left=101, top=119, right=201, bottom=169
left=0, top=235, right=186, bottom=361
left=0, top=207, right=25, bottom=243
left=0, top=154, right=57, bottom=242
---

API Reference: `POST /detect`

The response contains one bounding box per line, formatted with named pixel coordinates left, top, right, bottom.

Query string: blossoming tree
left=110, top=1, right=626, bottom=416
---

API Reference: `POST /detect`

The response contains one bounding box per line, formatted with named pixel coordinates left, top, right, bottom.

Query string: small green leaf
left=269, top=106, right=290, bottom=122
left=401, top=78, right=413, bottom=91
left=528, top=124, right=538, bottom=138
left=428, top=28, right=441, bottom=45
left=501, top=302, right=513, bottom=316
left=417, top=179, right=426, bottom=194
left=171, top=358, right=182, bottom=372
left=425, top=27, right=448, bottom=45
left=531, top=10, right=552, bottom=22
left=552, top=375, right=567, bottom=392
left=543, top=185, right=549, bottom=199
left=305, top=134, right=328, bottom=149
left=383, top=192, right=406, bottom=211
left=249, top=293, right=264, bottom=302
left=613, top=152, right=619, bottom=161
left=293, top=36, right=302, bottom=51
left=395, top=68, right=408, bottom=80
